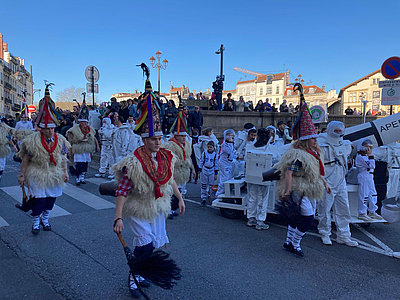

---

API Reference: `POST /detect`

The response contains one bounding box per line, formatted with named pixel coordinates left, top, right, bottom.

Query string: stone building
left=0, top=33, right=33, bottom=115
left=338, top=70, right=388, bottom=115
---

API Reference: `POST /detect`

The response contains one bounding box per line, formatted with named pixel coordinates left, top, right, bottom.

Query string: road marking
left=63, top=183, right=115, bottom=210
left=354, top=224, right=394, bottom=253
left=0, top=186, right=71, bottom=218
left=85, top=177, right=112, bottom=185
left=0, top=216, right=9, bottom=227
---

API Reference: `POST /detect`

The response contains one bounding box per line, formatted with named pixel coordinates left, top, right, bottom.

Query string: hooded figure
left=216, top=129, right=236, bottom=197
left=317, top=121, right=358, bottom=246
left=355, top=138, right=383, bottom=221
left=95, top=117, right=115, bottom=178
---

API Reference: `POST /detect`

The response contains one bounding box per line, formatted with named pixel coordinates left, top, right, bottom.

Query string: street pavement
left=1, top=156, right=400, bottom=299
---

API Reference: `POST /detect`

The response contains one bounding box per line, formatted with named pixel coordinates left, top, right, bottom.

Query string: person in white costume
left=216, top=129, right=236, bottom=197
left=112, top=117, right=135, bottom=165
left=14, top=98, right=34, bottom=148
left=317, top=121, right=358, bottom=246
left=356, top=138, right=384, bottom=221
left=199, top=141, right=218, bottom=206
left=194, top=127, right=219, bottom=165
left=95, top=117, right=115, bottom=178
left=234, top=128, right=257, bottom=176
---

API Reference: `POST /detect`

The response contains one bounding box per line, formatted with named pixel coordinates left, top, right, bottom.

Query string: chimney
left=206, top=88, right=210, bottom=93
left=3, top=41, right=7, bottom=52
left=322, top=84, right=325, bottom=91
left=135, top=89, right=137, bottom=94
left=0, top=33, right=3, bottom=60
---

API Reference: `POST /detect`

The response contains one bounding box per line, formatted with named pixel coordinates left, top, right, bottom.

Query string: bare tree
left=56, top=86, right=85, bottom=102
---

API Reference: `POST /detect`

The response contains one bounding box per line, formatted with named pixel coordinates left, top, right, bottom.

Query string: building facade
left=338, top=70, right=389, bottom=115
left=0, top=33, right=34, bottom=116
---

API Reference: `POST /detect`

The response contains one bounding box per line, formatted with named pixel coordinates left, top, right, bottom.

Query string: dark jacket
left=190, top=111, right=203, bottom=128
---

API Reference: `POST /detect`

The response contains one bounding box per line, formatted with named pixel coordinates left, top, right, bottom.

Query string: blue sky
left=1, top=0, right=399, bottom=103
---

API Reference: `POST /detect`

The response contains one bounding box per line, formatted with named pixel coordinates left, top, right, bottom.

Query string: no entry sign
left=381, top=57, right=400, bottom=79
left=28, top=105, right=36, bottom=113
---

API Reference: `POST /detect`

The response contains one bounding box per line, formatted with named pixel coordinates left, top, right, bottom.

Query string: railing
left=4, top=82, right=12, bottom=90
left=4, top=98, right=12, bottom=104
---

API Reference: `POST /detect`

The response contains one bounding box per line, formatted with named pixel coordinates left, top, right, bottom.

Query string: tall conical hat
left=134, top=63, right=163, bottom=137
left=20, top=91, right=29, bottom=118
left=77, top=94, right=89, bottom=122
left=36, top=83, right=60, bottom=128
left=291, top=83, right=318, bottom=141
left=169, top=108, right=189, bottom=136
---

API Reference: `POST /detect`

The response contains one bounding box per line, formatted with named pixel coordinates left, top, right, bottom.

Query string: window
left=259, top=88, right=263, bottom=95
left=287, top=90, right=292, bottom=96
left=373, top=91, right=380, bottom=98
left=246, top=87, right=250, bottom=95
left=372, top=79, right=376, bottom=84
left=309, top=87, right=315, bottom=94
left=267, top=75, right=273, bottom=84
left=276, top=86, right=279, bottom=94
left=377, top=78, right=380, bottom=83
left=276, top=98, right=279, bottom=105
left=266, top=87, right=272, bottom=95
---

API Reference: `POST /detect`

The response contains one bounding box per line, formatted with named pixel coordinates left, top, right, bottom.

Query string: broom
left=15, top=185, right=32, bottom=212
left=116, top=232, right=181, bottom=299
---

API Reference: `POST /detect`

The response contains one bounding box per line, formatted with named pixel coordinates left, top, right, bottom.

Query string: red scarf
left=40, top=132, right=58, bottom=166
left=79, top=123, right=91, bottom=139
left=306, top=148, right=325, bottom=176
left=134, top=146, right=173, bottom=199
left=170, top=137, right=186, bottom=160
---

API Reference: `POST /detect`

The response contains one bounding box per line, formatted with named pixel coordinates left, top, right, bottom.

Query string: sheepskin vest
left=162, top=139, right=192, bottom=185
left=112, top=150, right=177, bottom=221
left=274, top=147, right=325, bottom=201
left=19, top=132, right=71, bottom=188
left=15, top=129, right=34, bottom=142
left=67, top=124, right=96, bottom=155
left=0, top=122, right=15, bottom=158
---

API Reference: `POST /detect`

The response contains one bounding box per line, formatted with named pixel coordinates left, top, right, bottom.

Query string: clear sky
left=1, top=0, right=399, bottom=103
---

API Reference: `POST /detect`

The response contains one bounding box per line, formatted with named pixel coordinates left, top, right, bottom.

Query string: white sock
left=41, top=210, right=50, bottom=226
left=33, top=216, right=40, bottom=229
left=285, top=226, right=296, bottom=244
left=292, top=228, right=306, bottom=250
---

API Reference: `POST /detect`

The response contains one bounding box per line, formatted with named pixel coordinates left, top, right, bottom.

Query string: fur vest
left=162, top=140, right=192, bottom=185
left=0, top=122, right=15, bottom=158
left=67, top=124, right=96, bottom=154
left=19, top=132, right=71, bottom=188
left=112, top=151, right=177, bottom=221
left=274, top=147, right=325, bottom=201
left=15, top=129, right=34, bottom=142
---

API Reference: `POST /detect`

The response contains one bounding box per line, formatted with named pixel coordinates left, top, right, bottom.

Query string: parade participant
left=356, top=138, right=383, bottom=221
left=95, top=117, right=115, bottom=178
left=112, top=116, right=134, bottom=167
left=234, top=128, right=257, bottom=176
left=317, top=121, right=358, bottom=246
left=67, top=100, right=99, bottom=185
left=194, top=127, right=219, bottom=164
left=216, top=129, right=236, bottom=197
left=245, top=128, right=272, bottom=230
left=112, top=64, right=184, bottom=297
left=0, top=116, right=17, bottom=181
left=275, top=83, right=330, bottom=257
left=17, top=84, right=70, bottom=234
left=163, top=109, right=195, bottom=218
left=14, top=96, right=34, bottom=147
left=199, top=141, right=218, bottom=206
left=234, top=123, right=255, bottom=151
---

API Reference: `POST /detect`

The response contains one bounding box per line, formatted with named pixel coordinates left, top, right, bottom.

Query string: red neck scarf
left=79, top=123, right=91, bottom=139
left=40, top=132, right=58, bottom=166
left=306, top=148, right=325, bottom=176
left=134, top=146, right=173, bottom=199
left=170, top=137, right=186, bottom=160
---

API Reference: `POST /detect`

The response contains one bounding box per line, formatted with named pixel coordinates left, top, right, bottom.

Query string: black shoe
left=138, top=278, right=151, bottom=288
left=201, top=200, right=206, bottom=207
left=171, top=210, right=179, bottom=217
left=168, top=213, right=174, bottom=220
left=128, top=273, right=142, bottom=299
left=290, top=246, right=304, bottom=257
left=40, top=220, right=52, bottom=231
left=283, top=242, right=292, bottom=251
left=81, top=180, right=86, bottom=184
left=75, top=181, right=81, bottom=186
left=31, top=226, right=40, bottom=235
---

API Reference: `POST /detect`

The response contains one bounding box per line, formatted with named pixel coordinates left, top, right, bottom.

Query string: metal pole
left=362, top=100, right=368, bottom=123
left=220, top=44, right=223, bottom=77
left=390, top=105, right=393, bottom=115
left=30, top=65, right=34, bottom=105
left=92, top=66, right=95, bottom=106
left=158, top=63, right=161, bottom=93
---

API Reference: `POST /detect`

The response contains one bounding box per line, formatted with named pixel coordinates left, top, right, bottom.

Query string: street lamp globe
left=156, top=51, right=162, bottom=58
left=149, top=56, right=156, bottom=66
left=162, top=59, right=168, bottom=68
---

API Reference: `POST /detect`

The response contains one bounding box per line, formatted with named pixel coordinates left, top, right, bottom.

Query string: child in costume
left=216, top=129, right=236, bottom=197
left=14, top=96, right=34, bottom=148
left=199, top=141, right=218, bottom=206
left=95, top=117, right=115, bottom=178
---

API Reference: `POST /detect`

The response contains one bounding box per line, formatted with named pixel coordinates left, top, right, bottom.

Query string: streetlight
left=149, top=51, right=168, bottom=93
left=214, top=44, right=225, bottom=110
left=33, top=89, right=41, bottom=104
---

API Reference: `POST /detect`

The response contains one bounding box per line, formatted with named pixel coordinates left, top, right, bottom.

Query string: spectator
left=119, top=101, right=130, bottom=122
left=366, top=109, right=371, bottom=115
left=345, top=106, right=354, bottom=115
left=110, top=97, right=121, bottom=113
left=294, top=104, right=300, bottom=113
left=264, top=98, right=272, bottom=112
left=280, top=99, right=289, bottom=113
left=164, top=100, right=178, bottom=133
left=223, top=101, right=234, bottom=111
left=255, top=100, right=265, bottom=112
left=209, top=99, right=218, bottom=110
left=288, top=103, right=294, bottom=114
left=236, top=96, right=245, bottom=112
left=276, top=120, right=292, bottom=144
left=271, top=103, right=278, bottom=112
left=353, top=108, right=358, bottom=115
left=128, top=98, right=137, bottom=119
left=248, top=101, right=254, bottom=111
left=226, top=93, right=235, bottom=111
left=60, top=117, right=73, bottom=137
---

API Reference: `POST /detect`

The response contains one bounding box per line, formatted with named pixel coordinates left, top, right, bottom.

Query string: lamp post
left=33, top=89, right=41, bottom=104
left=149, top=51, right=168, bottom=93
left=361, top=94, right=368, bottom=123
left=215, top=44, right=225, bottom=110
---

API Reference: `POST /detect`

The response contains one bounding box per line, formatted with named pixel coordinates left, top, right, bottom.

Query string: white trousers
left=200, top=170, right=215, bottom=200
left=127, top=213, right=169, bottom=249
left=0, top=156, right=6, bottom=171
left=387, top=168, right=400, bottom=199
left=317, top=178, right=352, bottom=239
left=358, top=172, right=378, bottom=214
left=216, top=165, right=232, bottom=196
left=178, top=183, right=187, bottom=197
left=99, top=144, right=114, bottom=174
left=246, top=183, right=268, bottom=222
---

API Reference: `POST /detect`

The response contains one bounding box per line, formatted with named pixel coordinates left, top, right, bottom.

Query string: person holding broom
left=17, top=83, right=70, bottom=234
left=113, top=64, right=185, bottom=298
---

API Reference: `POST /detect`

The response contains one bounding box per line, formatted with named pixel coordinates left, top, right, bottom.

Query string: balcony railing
left=4, top=82, right=12, bottom=90
left=5, top=98, right=12, bottom=105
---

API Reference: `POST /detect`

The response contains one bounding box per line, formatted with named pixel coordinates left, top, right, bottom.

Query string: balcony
left=3, top=66, right=11, bottom=74
left=12, top=103, right=21, bottom=111
left=4, top=82, right=12, bottom=90
left=5, top=98, right=12, bottom=105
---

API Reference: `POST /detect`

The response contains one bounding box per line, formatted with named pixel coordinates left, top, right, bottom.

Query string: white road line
left=354, top=224, right=394, bottom=253
left=63, top=183, right=114, bottom=210
left=85, top=177, right=112, bottom=185
left=0, top=216, right=9, bottom=227
left=0, top=186, right=71, bottom=218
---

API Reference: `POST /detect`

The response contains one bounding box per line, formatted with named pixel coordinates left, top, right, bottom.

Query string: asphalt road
left=1, top=156, right=400, bottom=300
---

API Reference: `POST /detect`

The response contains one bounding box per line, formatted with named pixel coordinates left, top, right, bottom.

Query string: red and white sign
left=28, top=105, right=36, bottom=113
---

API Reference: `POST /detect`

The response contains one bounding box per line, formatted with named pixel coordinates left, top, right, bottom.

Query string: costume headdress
left=134, top=63, right=163, bottom=137
left=291, top=83, right=318, bottom=140
left=169, top=108, right=189, bottom=136
left=36, top=82, right=60, bottom=128
left=77, top=93, right=89, bottom=122
left=20, top=91, right=29, bottom=118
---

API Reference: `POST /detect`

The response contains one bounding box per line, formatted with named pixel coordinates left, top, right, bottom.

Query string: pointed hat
left=169, top=108, right=189, bottom=136
left=36, top=83, right=60, bottom=128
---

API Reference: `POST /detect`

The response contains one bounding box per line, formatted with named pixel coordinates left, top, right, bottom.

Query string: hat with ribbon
left=36, top=83, right=60, bottom=128
left=134, top=63, right=162, bottom=137
left=20, top=91, right=29, bottom=118
left=291, top=83, right=318, bottom=141
left=169, top=109, right=189, bottom=136
left=77, top=93, right=89, bottom=122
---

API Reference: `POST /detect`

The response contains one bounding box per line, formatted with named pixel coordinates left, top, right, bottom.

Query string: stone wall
left=201, top=110, right=379, bottom=138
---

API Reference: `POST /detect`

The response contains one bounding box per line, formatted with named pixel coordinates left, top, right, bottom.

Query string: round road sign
left=85, top=65, right=99, bottom=82
left=28, top=105, right=36, bottom=113
left=310, top=105, right=325, bottom=123
left=381, top=57, right=400, bottom=79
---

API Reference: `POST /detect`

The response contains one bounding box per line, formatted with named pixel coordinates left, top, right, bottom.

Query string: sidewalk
left=0, top=241, right=62, bottom=299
